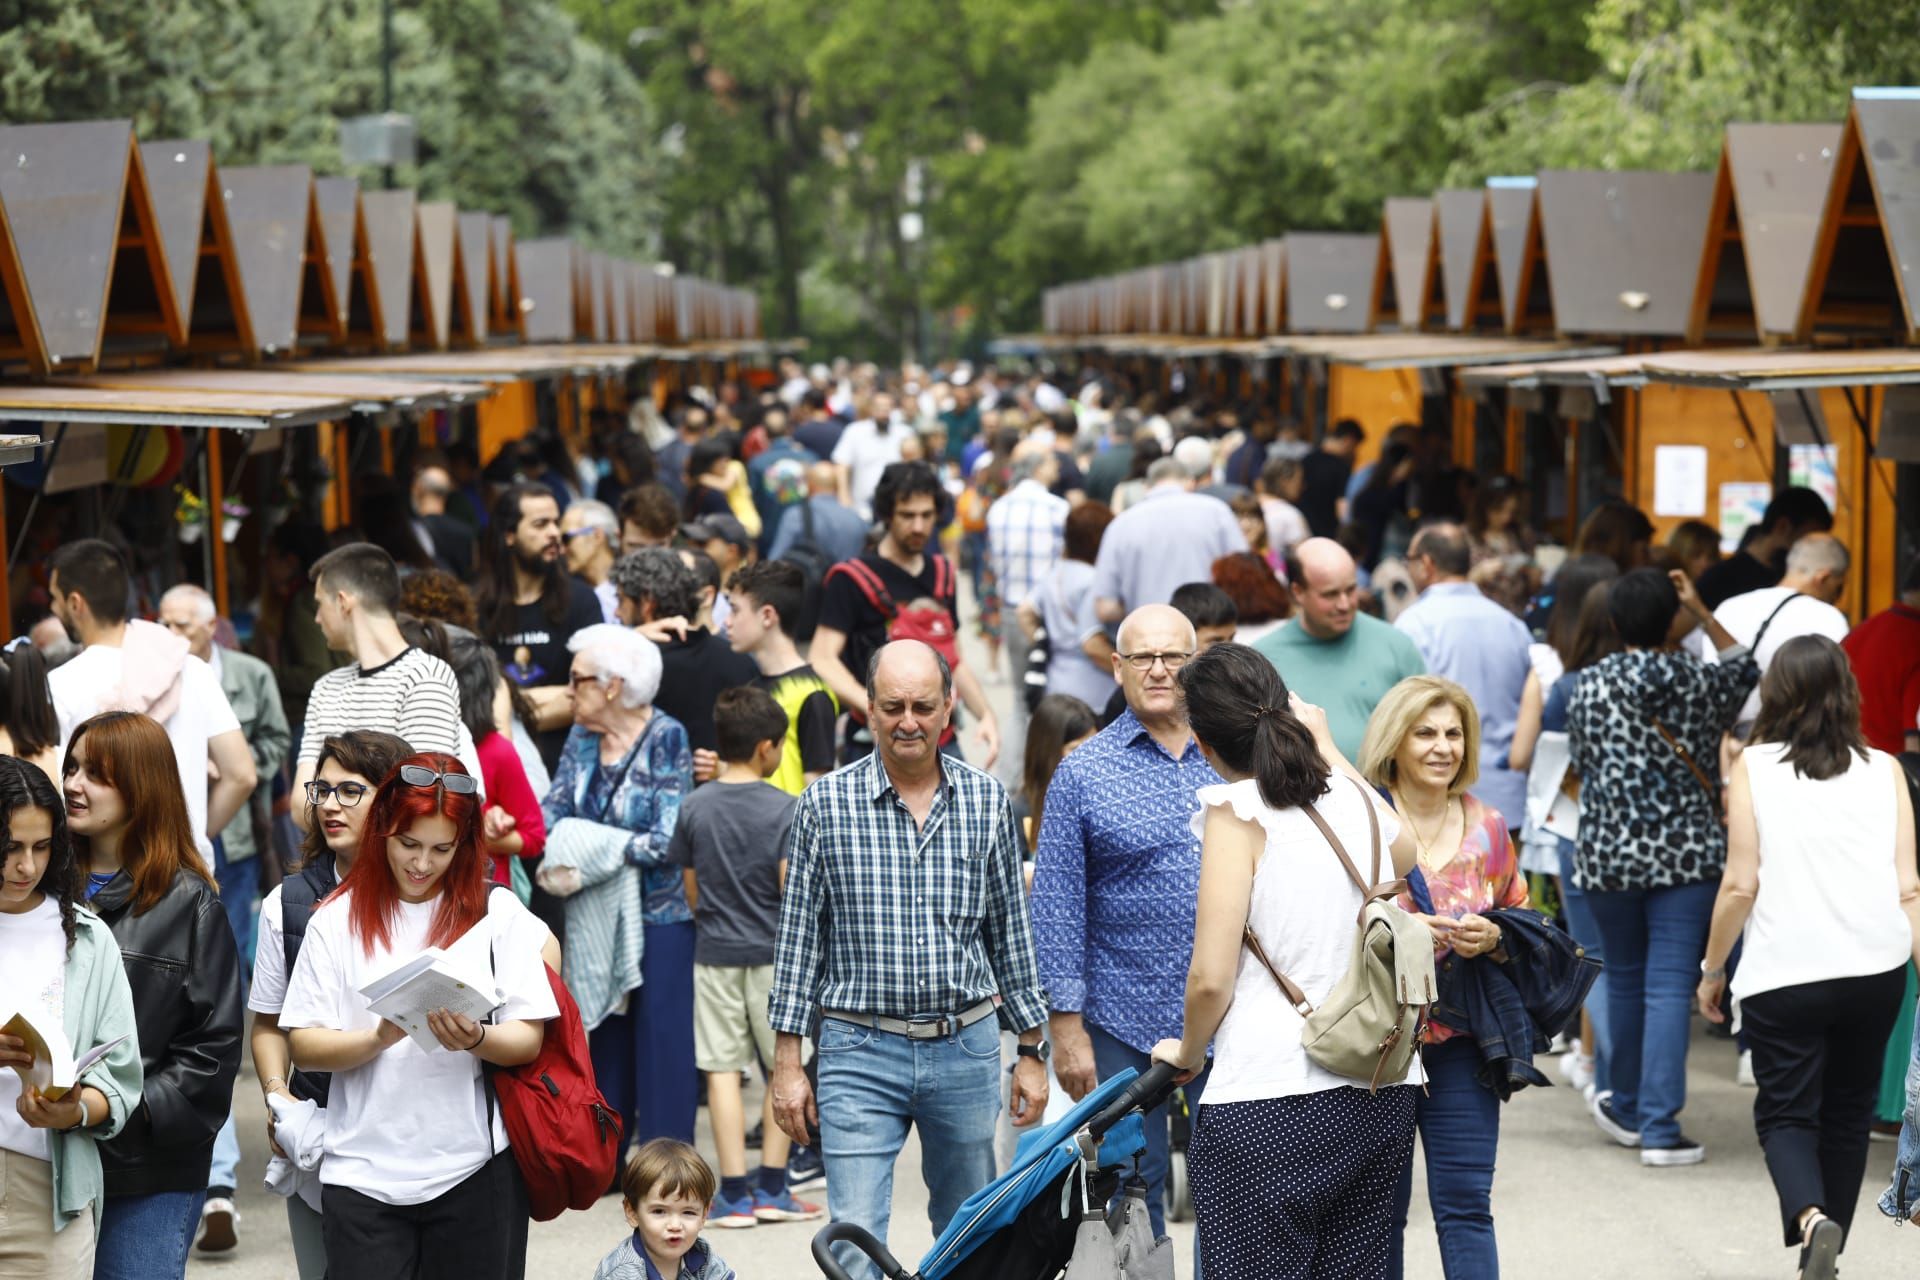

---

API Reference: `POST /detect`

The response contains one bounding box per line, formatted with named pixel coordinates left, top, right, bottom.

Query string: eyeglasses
left=568, top=670, right=607, bottom=689
left=562, top=527, right=603, bottom=541
left=1117, top=650, right=1194, bottom=673
left=305, top=780, right=369, bottom=807
left=397, top=764, right=479, bottom=795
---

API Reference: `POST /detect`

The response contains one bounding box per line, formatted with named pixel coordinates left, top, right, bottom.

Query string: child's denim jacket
left=1883, top=1008, right=1920, bottom=1222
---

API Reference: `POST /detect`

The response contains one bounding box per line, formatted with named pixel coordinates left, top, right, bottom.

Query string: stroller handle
left=811, top=1221, right=915, bottom=1280
left=1087, top=1060, right=1182, bottom=1140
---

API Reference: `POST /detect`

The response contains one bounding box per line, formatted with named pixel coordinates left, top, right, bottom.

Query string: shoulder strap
left=1652, top=718, right=1718, bottom=802
left=1242, top=926, right=1312, bottom=1015
left=930, top=552, right=954, bottom=600
left=826, top=558, right=897, bottom=620
left=1748, top=590, right=1805, bottom=654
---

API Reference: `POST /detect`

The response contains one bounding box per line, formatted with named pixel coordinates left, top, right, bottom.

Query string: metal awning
left=1639, top=348, right=1920, bottom=391
left=286, top=344, right=633, bottom=383
left=1461, top=352, right=1671, bottom=391
left=0, top=383, right=355, bottom=430
left=66, top=368, right=492, bottom=414
left=1274, top=333, right=1617, bottom=370
left=0, top=434, right=46, bottom=466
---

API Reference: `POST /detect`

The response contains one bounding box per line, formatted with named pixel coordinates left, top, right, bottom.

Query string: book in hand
left=1, top=1006, right=129, bottom=1101
left=358, top=922, right=503, bottom=1052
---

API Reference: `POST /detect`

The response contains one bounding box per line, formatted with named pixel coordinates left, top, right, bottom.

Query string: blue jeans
left=1554, top=838, right=1610, bottom=1096
left=209, top=1111, right=240, bottom=1193
left=1389, top=1037, right=1501, bottom=1279
left=1585, top=879, right=1717, bottom=1148
left=211, top=838, right=261, bottom=976
left=95, top=1188, right=206, bottom=1280
left=816, top=1014, right=1001, bottom=1280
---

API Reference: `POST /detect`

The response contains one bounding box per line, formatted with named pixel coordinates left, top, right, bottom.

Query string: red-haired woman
left=279, top=753, right=557, bottom=1279
left=63, top=711, right=243, bottom=1280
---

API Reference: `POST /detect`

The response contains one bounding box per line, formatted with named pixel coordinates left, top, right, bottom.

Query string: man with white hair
left=561, top=497, right=622, bottom=623
left=985, top=445, right=1069, bottom=783
left=1090, top=456, right=1246, bottom=623
left=1706, top=531, right=1852, bottom=736
left=158, top=583, right=289, bottom=1256
left=1032, top=604, right=1221, bottom=1256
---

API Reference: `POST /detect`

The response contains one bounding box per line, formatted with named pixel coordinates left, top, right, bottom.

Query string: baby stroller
left=812, top=1063, right=1181, bottom=1280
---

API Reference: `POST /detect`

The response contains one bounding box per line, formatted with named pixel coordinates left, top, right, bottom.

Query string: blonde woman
left=1359, top=676, right=1528, bottom=1280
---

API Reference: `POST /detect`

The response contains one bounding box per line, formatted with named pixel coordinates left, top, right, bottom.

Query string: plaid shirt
left=768, top=750, right=1047, bottom=1037
left=985, top=479, right=1068, bottom=608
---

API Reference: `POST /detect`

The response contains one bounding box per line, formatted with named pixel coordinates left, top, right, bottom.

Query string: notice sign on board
left=40, top=423, right=109, bottom=494
left=1652, top=444, right=1708, bottom=517
left=1719, top=482, right=1773, bottom=552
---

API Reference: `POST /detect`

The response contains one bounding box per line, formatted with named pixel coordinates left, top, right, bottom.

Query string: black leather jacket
left=89, top=866, right=244, bottom=1195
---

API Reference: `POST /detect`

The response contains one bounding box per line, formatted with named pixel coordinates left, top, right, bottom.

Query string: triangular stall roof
left=1381, top=198, right=1445, bottom=331
left=1798, top=88, right=1920, bottom=345
left=1434, top=188, right=1503, bottom=332
left=1535, top=170, right=1714, bottom=337
left=452, top=211, right=492, bottom=346
left=1260, top=240, right=1286, bottom=335
left=1689, top=123, right=1839, bottom=344
left=358, top=189, right=418, bottom=351
left=1283, top=233, right=1382, bottom=334
left=490, top=215, right=519, bottom=338
left=608, top=258, right=631, bottom=344
left=310, top=177, right=360, bottom=343
left=517, top=237, right=576, bottom=343
left=140, top=139, right=253, bottom=355
left=220, top=165, right=319, bottom=358
left=0, top=120, right=179, bottom=373
left=1487, top=177, right=1552, bottom=335
left=412, top=200, right=457, bottom=350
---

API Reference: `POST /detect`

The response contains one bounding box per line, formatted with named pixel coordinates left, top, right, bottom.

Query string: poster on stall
left=1652, top=445, right=1708, bottom=517
left=1787, top=444, right=1839, bottom=514
left=1719, top=482, right=1773, bottom=551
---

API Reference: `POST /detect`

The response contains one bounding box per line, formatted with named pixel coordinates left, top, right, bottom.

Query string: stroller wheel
left=1166, top=1148, right=1193, bottom=1223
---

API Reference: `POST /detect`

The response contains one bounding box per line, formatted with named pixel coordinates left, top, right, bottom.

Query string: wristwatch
left=1016, top=1041, right=1051, bottom=1063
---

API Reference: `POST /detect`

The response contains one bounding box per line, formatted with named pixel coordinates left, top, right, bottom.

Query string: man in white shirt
left=831, top=391, right=908, bottom=518
left=1709, top=532, right=1852, bottom=734
left=293, top=542, right=483, bottom=830
left=47, top=539, right=257, bottom=860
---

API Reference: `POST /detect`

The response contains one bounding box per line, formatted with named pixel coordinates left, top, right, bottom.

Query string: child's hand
left=482, top=806, right=517, bottom=844
left=692, top=749, right=719, bottom=783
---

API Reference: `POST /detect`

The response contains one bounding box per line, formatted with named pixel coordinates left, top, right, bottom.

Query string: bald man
left=1031, top=604, right=1222, bottom=1251
left=769, top=641, right=1046, bottom=1278
left=1707, top=531, right=1852, bottom=735
left=767, top=460, right=870, bottom=566
left=1253, top=537, right=1426, bottom=760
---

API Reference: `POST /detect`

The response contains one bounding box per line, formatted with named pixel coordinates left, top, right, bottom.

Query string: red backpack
left=489, top=964, right=624, bottom=1220
left=827, top=554, right=960, bottom=670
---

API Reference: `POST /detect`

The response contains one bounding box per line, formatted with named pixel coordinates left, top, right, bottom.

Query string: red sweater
left=477, top=730, right=546, bottom=885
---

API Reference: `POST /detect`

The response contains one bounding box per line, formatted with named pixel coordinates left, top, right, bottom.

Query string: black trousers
left=1742, top=966, right=1908, bottom=1247
left=321, top=1149, right=530, bottom=1280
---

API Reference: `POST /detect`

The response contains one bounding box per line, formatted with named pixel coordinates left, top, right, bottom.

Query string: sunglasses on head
left=397, top=764, right=479, bottom=795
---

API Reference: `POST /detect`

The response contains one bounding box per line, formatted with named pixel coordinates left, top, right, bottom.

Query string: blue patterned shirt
left=1031, top=709, right=1222, bottom=1053
left=768, top=750, right=1046, bottom=1038
left=543, top=715, right=694, bottom=926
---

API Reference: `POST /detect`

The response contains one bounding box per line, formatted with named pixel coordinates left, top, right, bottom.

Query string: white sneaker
left=1558, top=1042, right=1595, bottom=1093
left=196, top=1197, right=239, bottom=1253
left=1736, top=1049, right=1755, bottom=1087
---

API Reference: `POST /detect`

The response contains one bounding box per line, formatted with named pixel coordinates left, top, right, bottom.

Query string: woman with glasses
left=538, top=624, right=697, bottom=1148
left=245, top=730, right=410, bottom=1279
left=61, top=711, right=244, bottom=1280
left=279, top=752, right=558, bottom=1279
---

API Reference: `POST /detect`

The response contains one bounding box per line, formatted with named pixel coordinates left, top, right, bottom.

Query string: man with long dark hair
left=474, top=484, right=604, bottom=768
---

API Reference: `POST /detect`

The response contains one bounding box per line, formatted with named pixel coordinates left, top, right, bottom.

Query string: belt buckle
left=906, top=1016, right=948, bottom=1040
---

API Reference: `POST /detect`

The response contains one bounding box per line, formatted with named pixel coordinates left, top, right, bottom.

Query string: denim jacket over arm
left=1884, top=1008, right=1920, bottom=1222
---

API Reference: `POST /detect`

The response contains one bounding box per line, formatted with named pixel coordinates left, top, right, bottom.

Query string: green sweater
left=49, top=906, right=144, bottom=1237
left=1252, top=614, right=1427, bottom=761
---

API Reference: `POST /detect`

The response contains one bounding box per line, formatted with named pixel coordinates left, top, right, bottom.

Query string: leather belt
left=823, top=998, right=997, bottom=1040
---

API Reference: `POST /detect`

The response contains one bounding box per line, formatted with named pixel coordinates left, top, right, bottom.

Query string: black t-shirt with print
left=492, top=577, right=604, bottom=767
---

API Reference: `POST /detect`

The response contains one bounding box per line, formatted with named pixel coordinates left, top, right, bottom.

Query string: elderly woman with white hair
left=537, top=623, right=697, bottom=1147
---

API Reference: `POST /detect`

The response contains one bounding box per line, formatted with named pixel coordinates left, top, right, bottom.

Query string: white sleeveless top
left=1731, top=743, right=1912, bottom=1001
left=1196, top=776, right=1423, bottom=1105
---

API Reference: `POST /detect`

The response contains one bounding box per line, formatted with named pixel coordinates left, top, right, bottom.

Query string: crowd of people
left=1, top=355, right=1917, bottom=1280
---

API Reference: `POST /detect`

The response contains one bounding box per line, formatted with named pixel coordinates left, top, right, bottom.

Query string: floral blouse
left=542, top=714, right=694, bottom=926
left=1395, top=791, right=1530, bottom=1044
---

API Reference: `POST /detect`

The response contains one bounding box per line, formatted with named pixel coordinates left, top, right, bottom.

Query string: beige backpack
left=1242, top=775, right=1436, bottom=1092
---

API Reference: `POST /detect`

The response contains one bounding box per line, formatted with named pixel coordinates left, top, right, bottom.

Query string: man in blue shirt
left=746, top=405, right=818, bottom=552
left=1032, top=603, right=1221, bottom=1246
left=767, top=462, right=871, bottom=566
left=1395, top=522, right=1532, bottom=829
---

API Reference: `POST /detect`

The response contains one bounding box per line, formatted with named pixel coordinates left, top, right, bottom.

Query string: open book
left=1, top=1007, right=129, bottom=1101
left=358, top=921, right=503, bottom=1051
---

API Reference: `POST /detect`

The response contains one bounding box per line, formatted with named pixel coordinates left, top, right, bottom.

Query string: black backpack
left=777, top=501, right=835, bottom=641
left=279, top=855, right=340, bottom=1105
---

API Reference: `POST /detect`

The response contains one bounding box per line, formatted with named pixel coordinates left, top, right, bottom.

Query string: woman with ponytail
left=0, top=755, right=143, bottom=1275
left=278, top=752, right=557, bottom=1279
left=62, top=711, right=243, bottom=1280
left=1149, top=643, right=1418, bottom=1279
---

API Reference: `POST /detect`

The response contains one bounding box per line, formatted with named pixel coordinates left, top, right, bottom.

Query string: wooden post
left=206, top=430, right=230, bottom=617
left=0, top=481, right=10, bottom=634
left=380, top=424, right=394, bottom=476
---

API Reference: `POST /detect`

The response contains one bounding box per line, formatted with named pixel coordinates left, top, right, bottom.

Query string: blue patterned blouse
left=543, top=714, right=694, bottom=926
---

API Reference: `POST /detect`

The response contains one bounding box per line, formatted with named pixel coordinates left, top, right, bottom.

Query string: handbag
left=1240, top=776, right=1436, bottom=1092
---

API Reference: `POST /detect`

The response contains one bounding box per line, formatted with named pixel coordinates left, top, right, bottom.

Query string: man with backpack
left=811, top=461, right=1001, bottom=768
left=768, top=462, right=871, bottom=645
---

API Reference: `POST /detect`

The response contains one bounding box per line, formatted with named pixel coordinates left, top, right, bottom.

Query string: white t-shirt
left=278, top=888, right=558, bottom=1205
left=1195, top=777, right=1423, bottom=1105
left=1261, top=497, right=1310, bottom=558
left=1707, top=587, right=1851, bottom=728
left=0, top=898, right=69, bottom=1160
left=50, top=646, right=241, bottom=859
left=249, top=888, right=293, bottom=1015
left=831, top=418, right=907, bottom=517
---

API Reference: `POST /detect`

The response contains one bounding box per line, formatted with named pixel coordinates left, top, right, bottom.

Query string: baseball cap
left=679, top=514, right=753, bottom=549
